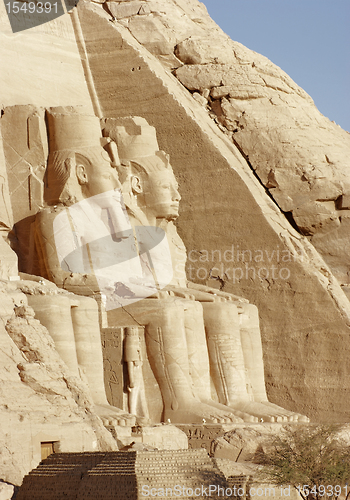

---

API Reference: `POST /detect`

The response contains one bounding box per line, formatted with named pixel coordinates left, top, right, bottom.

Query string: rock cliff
left=0, top=281, right=117, bottom=486
left=1, top=0, right=350, bottom=485
left=73, top=0, right=350, bottom=422
left=106, top=0, right=350, bottom=285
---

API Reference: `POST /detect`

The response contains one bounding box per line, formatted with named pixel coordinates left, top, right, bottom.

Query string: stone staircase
left=16, top=449, right=230, bottom=499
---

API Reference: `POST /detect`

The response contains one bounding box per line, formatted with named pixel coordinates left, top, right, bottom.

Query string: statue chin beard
left=164, top=213, right=178, bottom=222
left=156, top=206, right=179, bottom=223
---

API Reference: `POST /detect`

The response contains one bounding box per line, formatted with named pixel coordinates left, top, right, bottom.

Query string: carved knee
left=202, top=301, right=240, bottom=325
left=239, top=303, right=260, bottom=329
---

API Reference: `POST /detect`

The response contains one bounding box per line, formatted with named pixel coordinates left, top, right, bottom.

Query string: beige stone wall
left=76, top=0, right=350, bottom=422
left=0, top=106, right=17, bottom=279
left=0, top=4, right=93, bottom=111
left=1, top=5, right=350, bottom=488
left=0, top=283, right=117, bottom=486
left=0, top=10, right=118, bottom=478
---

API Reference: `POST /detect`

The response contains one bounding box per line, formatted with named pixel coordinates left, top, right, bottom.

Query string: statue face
left=77, top=148, right=120, bottom=198
left=143, top=169, right=181, bottom=220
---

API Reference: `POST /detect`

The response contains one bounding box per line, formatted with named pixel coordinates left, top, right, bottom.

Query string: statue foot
left=136, top=416, right=152, bottom=426
left=202, top=399, right=259, bottom=423
left=228, top=401, right=309, bottom=423
left=95, top=404, right=136, bottom=427
left=258, top=401, right=310, bottom=423
left=227, top=401, right=281, bottom=423
left=164, top=401, right=244, bottom=424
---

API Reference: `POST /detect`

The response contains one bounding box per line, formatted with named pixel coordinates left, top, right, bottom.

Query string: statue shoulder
left=36, top=206, right=66, bottom=224
left=35, top=206, right=82, bottom=248
left=166, top=221, right=186, bottom=249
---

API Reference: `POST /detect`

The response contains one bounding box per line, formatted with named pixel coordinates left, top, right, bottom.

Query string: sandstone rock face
left=106, top=1, right=151, bottom=20
left=175, top=60, right=350, bottom=286
left=0, top=281, right=117, bottom=486
left=0, top=0, right=94, bottom=111
left=0, top=482, right=15, bottom=500
left=1, top=0, right=350, bottom=488
left=0, top=236, right=18, bottom=280
left=211, top=424, right=283, bottom=462
left=173, top=34, right=350, bottom=287
left=0, top=119, right=17, bottom=280
left=74, top=0, right=350, bottom=423
left=1, top=105, right=47, bottom=225
left=89, top=0, right=350, bottom=286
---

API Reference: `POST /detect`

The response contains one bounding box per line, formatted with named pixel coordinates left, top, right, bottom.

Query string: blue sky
left=201, top=0, right=350, bottom=132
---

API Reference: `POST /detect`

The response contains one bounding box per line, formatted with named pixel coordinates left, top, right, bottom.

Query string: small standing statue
left=124, top=326, right=149, bottom=423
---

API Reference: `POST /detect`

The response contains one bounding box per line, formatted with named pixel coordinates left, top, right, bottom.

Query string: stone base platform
left=109, top=423, right=188, bottom=450
left=175, top=423, right=239, bottom=453
left=175, top=423, right=285, bottom=454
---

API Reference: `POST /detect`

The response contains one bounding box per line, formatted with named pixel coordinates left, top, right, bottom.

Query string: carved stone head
left=129, top=153, right=181, bottom=222
left=102, top=117, right=180, bottom=223
left=45, top=109, right=120, bottom=205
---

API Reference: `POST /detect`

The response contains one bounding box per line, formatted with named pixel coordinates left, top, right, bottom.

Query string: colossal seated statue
left=21, top=110, right=136, bottom=427
left=102, top=117, right=308, bottom=424
left=29, top=110, right=307, bottom=424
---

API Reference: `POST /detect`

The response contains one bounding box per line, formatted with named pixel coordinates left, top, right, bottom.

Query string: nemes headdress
left=47, top=108, right=103, bottom=153
left=45, top=108, right=119, bottom=204
left=101, top=116, right=171, bottom=175
left=101, top=117, right=173, bottom=223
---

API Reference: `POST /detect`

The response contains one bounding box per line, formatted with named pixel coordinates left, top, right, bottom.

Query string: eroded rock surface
left=99, top=0, right=350, bottom=285
left=1, top=0, right=350, bottom=488
left=70, top=0, right=350, bottom=425
left=0, top=280, right=117, bottom=485
left=174, top=50, right=350, bottom=285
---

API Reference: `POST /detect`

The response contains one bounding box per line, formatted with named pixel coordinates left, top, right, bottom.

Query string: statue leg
left=239, top=303, right=267, bottom=401
left=70, top=296, right=110, bottom=405
left=202, top=302, right=248, bottom=403
left=180, top=299, right=211, bottom=401
left=27, top=294, right=80, bottom=376
left=239, top=303, right=308, bottom=422
left=28, top=294, right=135, bottom=426
left=112, top=298, right=243, bottom=424
left=70, top=295, right=136, bottom=426
left=203, top=301, right=308, bottom=422
left=182, top=298, right=257, bottom=422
